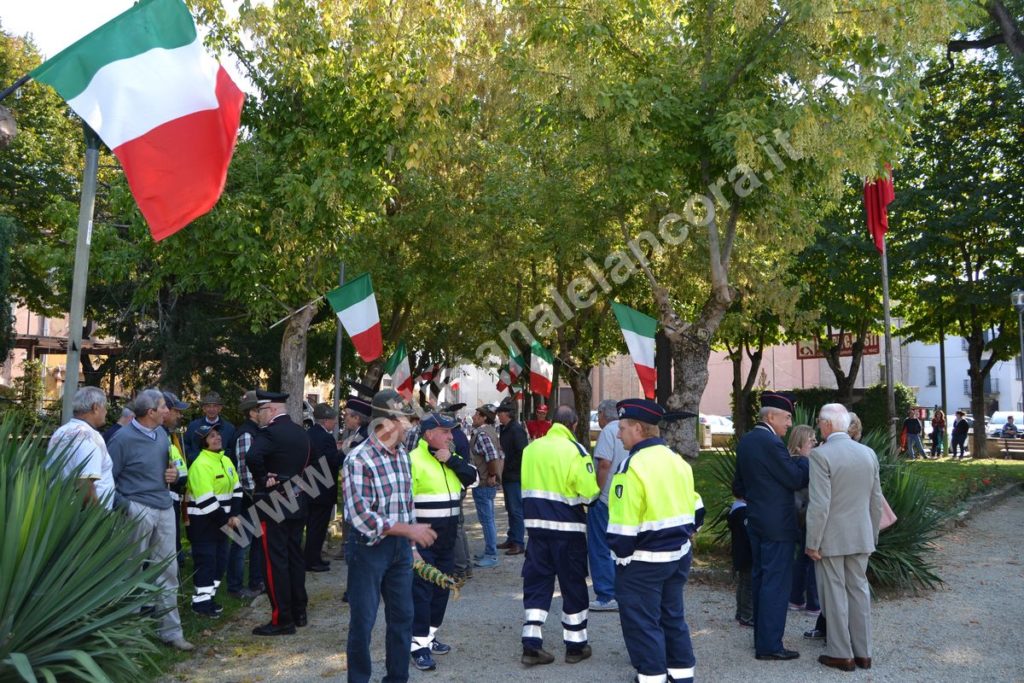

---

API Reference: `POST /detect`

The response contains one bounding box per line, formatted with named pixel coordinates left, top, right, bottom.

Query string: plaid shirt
left=234, top=431, right=256, bottom=492
left=343, top=431, right=414, bottom=545
left=472, top=429, right=501, bottom=462
left=403, top=428, right=421, bottom=455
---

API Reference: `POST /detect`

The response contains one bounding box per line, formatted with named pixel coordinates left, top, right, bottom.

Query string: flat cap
left=313, top=402, right=337, bottom=420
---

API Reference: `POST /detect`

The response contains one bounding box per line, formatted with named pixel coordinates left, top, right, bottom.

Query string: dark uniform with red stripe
left=248, top=409, right=310, bottom=633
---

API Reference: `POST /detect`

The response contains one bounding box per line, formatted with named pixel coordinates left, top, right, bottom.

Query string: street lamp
left=1013, top=290, right=1024, bottom=413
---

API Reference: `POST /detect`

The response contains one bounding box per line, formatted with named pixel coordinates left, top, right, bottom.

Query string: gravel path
left=165, top=493, right=1024, bottom=682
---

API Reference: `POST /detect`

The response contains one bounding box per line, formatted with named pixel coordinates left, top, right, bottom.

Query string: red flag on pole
left=864, top=164, right=895, bottom=253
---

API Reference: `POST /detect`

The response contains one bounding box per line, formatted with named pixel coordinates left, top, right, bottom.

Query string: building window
left=926, top=366, right=936, bottom=387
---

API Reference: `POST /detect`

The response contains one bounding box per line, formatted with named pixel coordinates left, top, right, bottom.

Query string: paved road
left=165, top=493, right=1024, bottom=682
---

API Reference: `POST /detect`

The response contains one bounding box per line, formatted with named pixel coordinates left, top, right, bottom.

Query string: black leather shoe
left=252, top=622, right=296, bottom=636
left=521, top=647, right=555, bottom=666
left=306, top=564, right=330, bottom=573
left=756, top=649, right=800, bottom=661
left=295, top=612, right=308, bottom=627
left=803, top=628, right=826, bottom=640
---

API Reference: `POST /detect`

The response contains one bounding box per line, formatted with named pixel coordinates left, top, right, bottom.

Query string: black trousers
left=260, top=517, right=308, bottom=626
left=304, top=502, right=334, bottom=567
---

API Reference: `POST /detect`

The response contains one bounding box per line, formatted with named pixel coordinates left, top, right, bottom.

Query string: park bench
left=986, top=436, right=1024, bottom=460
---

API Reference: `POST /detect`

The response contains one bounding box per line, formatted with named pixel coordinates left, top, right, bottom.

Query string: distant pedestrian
left=102, top=404, right=134, bottom=444
left=184, top=391, right=236, bottom=463
left=470, top=405, right=503, bottom=568
left=496, top=403, right=528, bottom=556
left=950, top=411, right=969, bottom=460
left=902, top=409, right=925, bottom=460
left=930, top=410, right=946, bottom=458
left=787, top=425, right=820, bottom=618
left=304, top=403, right=342, bottom=572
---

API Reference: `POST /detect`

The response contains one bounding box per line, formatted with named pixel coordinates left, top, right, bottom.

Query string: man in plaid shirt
left=470, top=405, right=504, bottom=568
left=344, top=390, right=437, bottom=683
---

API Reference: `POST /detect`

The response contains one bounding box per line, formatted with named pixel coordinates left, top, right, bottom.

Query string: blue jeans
left=347, top=535, right=414, bottom=683
left=226, top=522, right=265, bottom=592
left=906, top=433, right=926, bottom=459
left=502, top=481, right=524, bottom=545
left=586, top=499, right=616, bottom=602
left=473, top=486, right=498, bottom=557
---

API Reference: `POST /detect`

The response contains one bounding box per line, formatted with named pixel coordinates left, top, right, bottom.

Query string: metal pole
left=1017, top=308, right=1024, bottom=413
left=332, top=262, right=346, bottom=439
left=61, top=125, right=100, bottom=423
left=939, top=327, right=948, bottom=455
left=880, top=236, right=897, bottom=440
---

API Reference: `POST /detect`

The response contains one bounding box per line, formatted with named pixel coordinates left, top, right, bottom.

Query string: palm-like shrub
left=0, top=417, right=166, bottom=681
left=704, top=411, right=949, bottom=591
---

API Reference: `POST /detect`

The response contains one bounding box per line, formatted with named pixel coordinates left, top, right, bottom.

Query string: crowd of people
left=45, top=382, right=887, bottom=681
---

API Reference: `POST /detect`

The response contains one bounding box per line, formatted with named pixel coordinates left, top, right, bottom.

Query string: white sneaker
left=163, top=637, right=194, bottom=651
left=589, top=599, right=618, bottom=612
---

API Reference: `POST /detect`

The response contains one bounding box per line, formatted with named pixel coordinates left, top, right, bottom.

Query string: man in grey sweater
left=107, top=388, right=193, bottom=651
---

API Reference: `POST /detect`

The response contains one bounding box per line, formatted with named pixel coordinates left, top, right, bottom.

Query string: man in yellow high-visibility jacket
left=608, top=399, right=703, bottom=683
left=519, top=405, right=599, bottom=667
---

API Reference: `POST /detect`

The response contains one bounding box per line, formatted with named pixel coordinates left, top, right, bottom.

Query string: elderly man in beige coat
left=805, top=403, right=882, bottom=673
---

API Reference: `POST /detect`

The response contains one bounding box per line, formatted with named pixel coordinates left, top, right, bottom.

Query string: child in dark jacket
left=727, top=497, right=754, bottom=626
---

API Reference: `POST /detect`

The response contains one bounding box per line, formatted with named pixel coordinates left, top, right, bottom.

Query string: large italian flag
left=612, top=302, right=657, bottom=399
left=326, top=273, right=383, bottom=362
left=529, top=341, right=554, bottom=398
left=384, top=342, right=413, bottom=399
left=30, top=0, right=243, bottom=241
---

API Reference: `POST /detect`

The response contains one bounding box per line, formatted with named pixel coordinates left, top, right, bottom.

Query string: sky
left=2, top=1, right=140, bottom=60
left=2, top=1, right=254, bottom=91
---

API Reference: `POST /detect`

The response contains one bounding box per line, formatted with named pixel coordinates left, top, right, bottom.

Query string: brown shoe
left=521, top=647, right=555, bottom=666
left=496, top=540, right=514, bottom=550
left=854, top=657, right=872, bottom=669
left=506, top=543, right=525, bottom=555
left=818, top=655, right=855, bottom=672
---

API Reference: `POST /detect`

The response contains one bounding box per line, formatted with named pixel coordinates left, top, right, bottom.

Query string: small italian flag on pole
left=326, top=273, right=383, bottom=362
left=30, top=0, right=244, bottom=241
left=496, top=366, right=512, bottom=392
left=529, top=341, right=555, bottom=398
left=384, top=342, right=414, bottom=399
left=612, top=302, right=657, bottom=399
left=508, top=347, right=525, bottom=382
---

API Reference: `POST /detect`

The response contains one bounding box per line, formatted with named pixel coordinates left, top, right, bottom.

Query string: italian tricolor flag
left=529, top=341, right=554, bottom=398
left=326, top=273, right=383, bottom=362
left=612, top=302, right=657, bottom=399
left=508, top=347, right=525, bottom=382
left=30, top=0, right=244, bottom=241
left=496, top=366, right=512, bottom=392
left=384, top=342, right=413, bottom=399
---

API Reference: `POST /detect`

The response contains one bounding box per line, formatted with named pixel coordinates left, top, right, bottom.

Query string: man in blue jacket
left=733, top=392, right=809, bottom=662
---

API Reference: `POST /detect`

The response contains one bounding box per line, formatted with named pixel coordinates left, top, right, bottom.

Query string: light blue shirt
left=594, top=419, right=630, bottom=505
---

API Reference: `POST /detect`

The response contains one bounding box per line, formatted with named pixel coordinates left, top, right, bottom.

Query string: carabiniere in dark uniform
left=247, top=390, right=311, bottom=636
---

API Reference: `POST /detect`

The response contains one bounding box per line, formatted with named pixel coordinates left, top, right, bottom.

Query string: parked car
left=303, top=399, right=315, bottom=427
left=700, top=414, right=735, bottom=436
left=987, top=411, right=1024, bottom=438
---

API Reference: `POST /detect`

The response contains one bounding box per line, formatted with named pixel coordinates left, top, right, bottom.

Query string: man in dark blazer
left=304, top=403, right=342, bottom=572
left=247, top=390, right=311, bottom=636
left=733, top=392, right=809, bottom=661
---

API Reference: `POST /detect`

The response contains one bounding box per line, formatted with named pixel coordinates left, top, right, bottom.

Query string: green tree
left=505, top=0, right=959, bottom=454
left=892, top=58, right=1024, bottom=457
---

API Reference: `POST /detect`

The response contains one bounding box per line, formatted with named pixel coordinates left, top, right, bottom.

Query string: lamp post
left=1013, top=290, right=1024, bottom=413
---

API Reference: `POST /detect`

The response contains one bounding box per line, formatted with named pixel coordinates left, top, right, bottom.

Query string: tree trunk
left=280, top=305, right=316, bottom=422
left=665, top=332, right=711, bottom=457
left=966, top=327, right=999, bottom=458
left=565, top=364, right=594, bottom=446
left=730, top=344, right=763, bottom=437
left=820, top=322, right=869, bottom=407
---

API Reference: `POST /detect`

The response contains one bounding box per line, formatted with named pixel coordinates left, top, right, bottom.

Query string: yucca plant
left=0, top=416, right=167, bottom=682
left=702, top=409, right=949, bottom=591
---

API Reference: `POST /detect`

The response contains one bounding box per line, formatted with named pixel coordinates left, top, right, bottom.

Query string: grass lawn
left=902, top=456, right=1024, bottom=507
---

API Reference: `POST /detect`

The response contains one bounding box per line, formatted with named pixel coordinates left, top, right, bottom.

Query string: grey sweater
left=108, top=421, right=177, bottom=511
